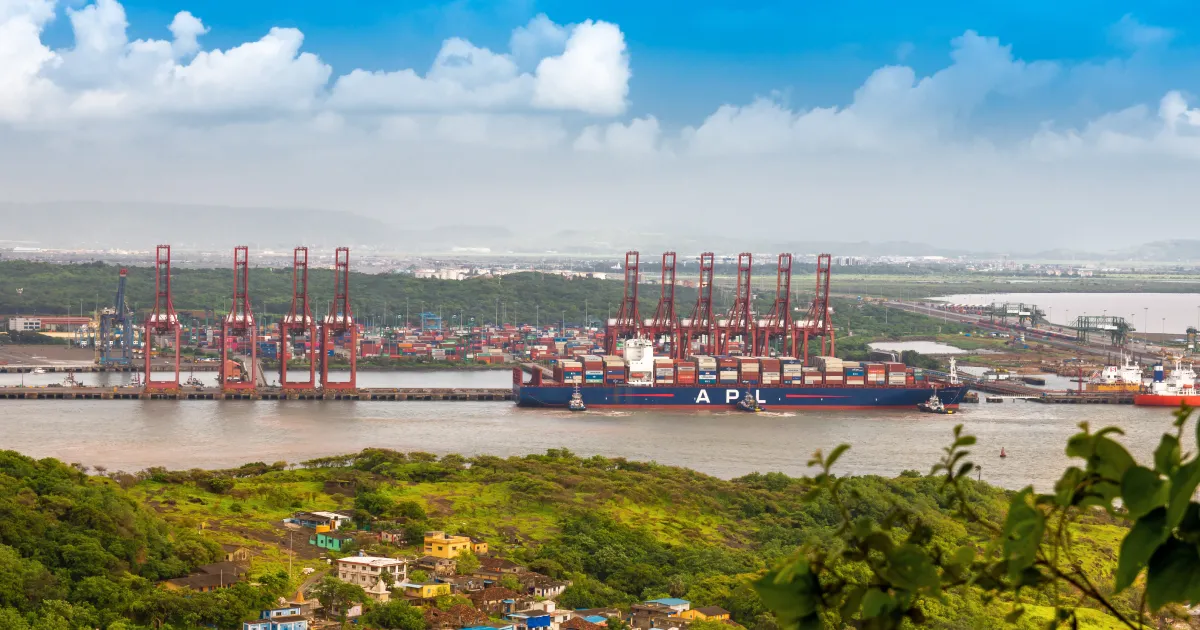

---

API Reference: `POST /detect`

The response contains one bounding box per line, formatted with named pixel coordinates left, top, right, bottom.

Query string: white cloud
left=532, top=20, right=630, bottom=116
left=510, top=13, right=567, bottom=69
left=682, top=31, right=1057, bottom=155
left=169, top=11, right=207, bottom=58
left=1030, top=90, right=1200, bottom=158
left=574, top=116, right=661, bottom=154
left=1109, top=14, right=1175, bottom=50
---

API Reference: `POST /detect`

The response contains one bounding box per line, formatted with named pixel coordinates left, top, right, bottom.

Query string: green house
left=309, top=532, right=356, bottom=552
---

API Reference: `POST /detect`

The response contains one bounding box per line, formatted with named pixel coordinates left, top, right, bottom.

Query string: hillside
left=122, top=448, right=1137, bottom=629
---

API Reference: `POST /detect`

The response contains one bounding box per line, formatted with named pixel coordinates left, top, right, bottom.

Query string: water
left=0, top=397, right=1183, bottom=492
left=868, top=341, right=965, bottom=355
left=0, top=369, right=511, bottom=389
left=935, top=292, right=1200, bottom=334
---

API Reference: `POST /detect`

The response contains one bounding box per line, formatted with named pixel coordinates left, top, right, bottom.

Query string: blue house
left=243, top=605, right=308, bottom=630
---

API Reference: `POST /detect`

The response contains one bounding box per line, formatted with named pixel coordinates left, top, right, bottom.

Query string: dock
left=0, top=387, right=514, bottom=401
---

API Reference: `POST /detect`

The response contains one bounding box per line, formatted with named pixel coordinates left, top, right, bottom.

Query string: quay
left=0, top=387, right=514, bottom=401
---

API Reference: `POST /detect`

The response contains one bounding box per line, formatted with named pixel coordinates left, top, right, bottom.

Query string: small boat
left=567, top=386, right=587, bottom=412
left=917, top=391, right=955, bottom=414
left=735, top=391, right=765, bottom=412
left=31, top=368, right=46, bottom=375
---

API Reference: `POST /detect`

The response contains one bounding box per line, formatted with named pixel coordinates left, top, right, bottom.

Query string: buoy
left=1000, top=448, right=1007, bottom=458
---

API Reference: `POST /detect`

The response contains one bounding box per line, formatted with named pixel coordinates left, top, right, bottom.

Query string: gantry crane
left=604, top=251, right=641, bottom=355
left=319, top=247, right=357, bottom=391
left=753, top=254, right=792, bottom=356
left=644, top=252, right=677, bottom=355
left=676, top=252, right=715, bottom=358
left=144, top=245, right=181, bottom=393
left=793, top=253, right=835, bottom=361
left=219, top=246, right=257, bottom=393
left=717, top=253, right=753, bottom=355
left=280, top=247, right=317, bottom=392
left=97, top=267, right=134, bottom=366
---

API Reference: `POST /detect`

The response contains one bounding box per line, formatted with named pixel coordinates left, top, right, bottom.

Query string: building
left=337, top=554, right=407, bottom=592
left=221, top=544, right=251, bottom=562
left=7, top=316, right=91, bottom=332
left=507, top=601, right=572, bottom=630
left=518, top=574, right=570, bottom=599
left=423, top=531, right=478, bottom=559
left=417, top=555, right=458, bottom=576
left=310, top=531, right=357, bottom=552
left=645, top=599, right=691, bottom=614
left=426, top=604, right=490, bottom=630
left=479, top=557, right=525, bottom=574
left=380, top=529, right=409, bottom=545
left=561, top=619, right=605, bottom=630
left=397, top=580, right=452, bottom=600
left=679, top=607, right=730, bottom=623
left=290, top=512, right=336, bottom=530
left=243, top=605, right=309, bottom=630
left=469, top=586, right=524, bottom=615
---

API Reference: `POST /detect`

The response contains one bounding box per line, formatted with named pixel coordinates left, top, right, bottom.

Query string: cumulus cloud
left=683, top=31, right=1057, bottom=155
left=1109, top=14, right=1175, bottom=50
left=1030, top=90, right=1200, bottom=158
left=574, top=116, right=661, bottom=154
left=0, top=1, right=631, bottom=123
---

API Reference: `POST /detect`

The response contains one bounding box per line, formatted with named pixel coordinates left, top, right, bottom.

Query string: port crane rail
left=280, top=247, right=317, bottom=391
left=319, top=247, right=357, bottom=391
left=219, top=246, right=258, bottom=393
left=144, top=245, right=181, bottom=393
left=604, top=251, right=641, bottom=355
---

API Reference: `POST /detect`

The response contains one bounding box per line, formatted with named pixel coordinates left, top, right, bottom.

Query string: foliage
left=756, top=408, right=1200, bottom=629
left=362, top=599, right=427, bottom=630
left=408, top=570, right=430, bottom=583
left=456, top=550, right=481, bottom=575
left=313, top=575, right=367, bottom=621
left=499, top=574, right=524, bottom=592
left=900, top=350, right=940, bottom=370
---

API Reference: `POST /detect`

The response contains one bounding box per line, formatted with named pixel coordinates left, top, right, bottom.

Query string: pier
left=0, top=387, right=514, bottom=401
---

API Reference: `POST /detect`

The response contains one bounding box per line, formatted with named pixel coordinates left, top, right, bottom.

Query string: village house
left=461, top=624, right=516, bottom=630
left=506, top=601, right=573, bottom=630
left=440, top=574, right=486, bottom=593
left=423, top=531, right=487, bottom=558
left=288, top=512, right=337, bottom=530
left=646, top=599, right=691, bottom=614
left=417, top=555, right=458, bottom=576
left=479, top=556, right=525, bottom=574
left=310, top=531, right=357, bottom=552
left=242, top=604, right=309, bottom=630
left=627, top=602, right=691, bottom=630
left=518, top=573, right=571, bottom=599
left=379, top=529, right=409, bottom=545
left=571, top=608, right=621, bottom=623
left=469, top=586, right=525, bottom=615
left=336, top=554, right=407, bottom=597
left=397, top=579, right=452, bottom=600
left=679, top=607, right=731, bottom=622
left=425, top=604, right=490, bottom=630
left=221, top=544, right=251, bottom=562
left=561, top=618, right=605, bottom=630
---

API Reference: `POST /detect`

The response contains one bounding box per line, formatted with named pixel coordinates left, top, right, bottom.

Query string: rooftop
left=337, top=555, right=406, bottom=568
left=647, top=598, right=690, bottom=607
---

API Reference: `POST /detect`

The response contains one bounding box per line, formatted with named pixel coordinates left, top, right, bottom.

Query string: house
left=440, top=575, right=486, bottom=593
left=462, top=625, right=516, bottom=630
left=628, top=603, right=687, bottom=630
left=417, top=555, right=458, bottom=576
left=471, top=537, right=489, bottom=555
left=479, top=557, right=525, bottom=574
left=336, top=555, right=407, bottom=592
left=380, top=529, right=409, bottom=545
left=425, top=604, right=489, bottom=630
left=571, top=608, right=621, bottom=624
left=518, top=573, right=571, bottom=599
left=310, top=531, right=356, bottom=552
left=397, top=580, right=452, bottom=600
left=646, top=599, right=691, bottom=614
left=468, top=586, right=524, bottom=615
left=243, top=605, right=309, bottom=630
left=221, top=544, right=251, bottom=562
left=290, top=512, right=336, bottom=530
left=679, top=607, right=730, bottom=622
left=561, top=618, right=605, bottom=630
left=423, top=531, right=476, bottom=558
left=506, top=601, right=572, bottom=630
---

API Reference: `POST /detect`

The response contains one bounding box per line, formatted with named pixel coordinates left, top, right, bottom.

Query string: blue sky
left=7, top=0, right=1200, bottom=249
left=43, top=0, right=1198, bottom=124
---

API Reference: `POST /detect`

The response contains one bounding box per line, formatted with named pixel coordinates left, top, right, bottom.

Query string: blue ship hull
left=515, top=383, right=970, bottom=409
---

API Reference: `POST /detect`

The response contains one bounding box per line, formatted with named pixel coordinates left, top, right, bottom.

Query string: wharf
left=0, top=387, right=513, bottom=401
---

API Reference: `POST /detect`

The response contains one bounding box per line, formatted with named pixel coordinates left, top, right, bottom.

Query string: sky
left=3, top=0, right=1200, bottom=251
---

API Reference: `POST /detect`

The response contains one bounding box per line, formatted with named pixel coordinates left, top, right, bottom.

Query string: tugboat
left=567, top=386, right=587, bottom=412
left=735, top=391, right=765, bottom=412
left=917, top=390, right=955, bottom=414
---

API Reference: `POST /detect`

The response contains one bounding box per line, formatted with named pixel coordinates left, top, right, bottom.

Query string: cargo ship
left=1086, top=354, right=1144, bottom=392
left=1134, top=359, right=1200, bottom=406
left=514, top=339, right=969, bottom=410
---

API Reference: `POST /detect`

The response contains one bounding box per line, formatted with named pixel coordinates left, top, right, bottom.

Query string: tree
left=605, top=616, right=631, bottom=630
left=362, top=599, right=427, bottom=630
left=408, top=570, right=430, bottom=583
left=499, top=574, right=523, bottom=592
left=756, top=409, right=1200, bottom=629
left=455, top=551, right=481, bottom=576
left=313, top=576, right=366, bottom=621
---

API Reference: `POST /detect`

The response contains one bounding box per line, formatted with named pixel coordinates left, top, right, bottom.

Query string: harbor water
left=0, top=389, right=1182, bottom=492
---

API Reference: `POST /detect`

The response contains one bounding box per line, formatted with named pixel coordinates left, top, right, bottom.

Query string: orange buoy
left=1000, top=448, right=1007, bottom=458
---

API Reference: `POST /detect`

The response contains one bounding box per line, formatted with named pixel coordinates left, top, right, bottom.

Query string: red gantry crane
left=793, top=253, right=835, bottom=361
left=717, top=253, right=754, bottom=355
left=676, top=252, right=715, bottom=358
left=320, top=247, right=357, bottom=391
left=144, top=245, right=181, bottom=394
left=280, top=247, right=317, bottom=392
left=753, top=253, right=792, bottom=356
left=220, top=246, right=258, bottom=392
left=644, top=252, right=677, bottom=355
left=603, top=251, right=641, bottom=355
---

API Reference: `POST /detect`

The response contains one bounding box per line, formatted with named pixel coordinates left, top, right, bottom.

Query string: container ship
left=514, top=339, right=968, bottom=410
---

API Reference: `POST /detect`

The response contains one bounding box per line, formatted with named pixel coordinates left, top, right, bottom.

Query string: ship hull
left=515, top=384, right=969, bottom=410
left=1134, top=394, right=1200, bottom=407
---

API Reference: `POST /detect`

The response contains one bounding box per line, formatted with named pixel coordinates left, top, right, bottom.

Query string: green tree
left=756, top=410, right=1200, bottom=629
left=362, top=599, right=427, bottom=630
left=408, top=570, right=430, bottom=583
left=455, top=551, right=481, bottom=576
left=499, top=574, right=524, bottom=592
left=313, top=576, right=367, bottom=622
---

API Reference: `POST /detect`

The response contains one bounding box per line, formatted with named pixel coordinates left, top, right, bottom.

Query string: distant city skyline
left=2, top=1, right=1199, bottom=249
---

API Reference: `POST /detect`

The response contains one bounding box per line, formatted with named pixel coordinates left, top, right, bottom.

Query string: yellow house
left=400, top=581, right=452, bottom=599
left=680, top=606, right=731, bottom=622
left=471, top=539, right=489, bottom=555
left=423, top=531, right=476, bottom=559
